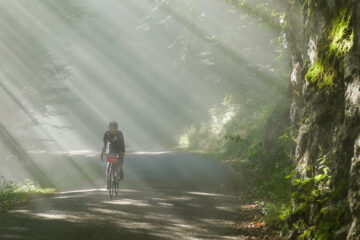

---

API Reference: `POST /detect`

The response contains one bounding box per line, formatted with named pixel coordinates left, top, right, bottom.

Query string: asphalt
left=0, top=151, right=243, bottom=240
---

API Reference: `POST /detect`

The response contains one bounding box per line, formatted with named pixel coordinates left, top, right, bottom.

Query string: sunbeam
left=0, top=0, right=288, bottom=227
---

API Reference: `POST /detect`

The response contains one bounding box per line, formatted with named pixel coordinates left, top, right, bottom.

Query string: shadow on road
left=0, top=152, right=255, bottom=240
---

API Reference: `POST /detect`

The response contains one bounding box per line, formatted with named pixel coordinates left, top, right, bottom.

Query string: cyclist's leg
left=118, top=157, right=124, bottom=180
left=106, top=162, right=111, bottom=188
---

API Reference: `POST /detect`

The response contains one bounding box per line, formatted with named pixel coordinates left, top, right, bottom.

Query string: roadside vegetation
left=178, top=93, right=296, bottom=231
left=169, top=0, right=300, bottom=234
left=0, top=177, right=55, bottom=210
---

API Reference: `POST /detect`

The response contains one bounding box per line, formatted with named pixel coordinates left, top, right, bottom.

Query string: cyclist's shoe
left=106, top=185, right=109, bottom=190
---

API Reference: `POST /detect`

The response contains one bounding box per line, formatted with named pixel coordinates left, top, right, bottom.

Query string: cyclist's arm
left=119, top=131, right=125, bottom=156
left=101, top=132, right=108, bottom=159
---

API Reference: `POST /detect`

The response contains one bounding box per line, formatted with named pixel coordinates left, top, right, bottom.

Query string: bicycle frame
left=104, top=154, right=122, bottom=198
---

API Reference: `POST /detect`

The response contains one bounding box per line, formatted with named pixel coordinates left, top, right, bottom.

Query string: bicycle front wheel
left=115, top=173, right=120, bottom=197
left=109, top=167, right=116, bottom=198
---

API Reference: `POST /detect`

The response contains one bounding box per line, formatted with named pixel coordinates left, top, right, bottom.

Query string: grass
left=0, top=177, right=55, bottom=210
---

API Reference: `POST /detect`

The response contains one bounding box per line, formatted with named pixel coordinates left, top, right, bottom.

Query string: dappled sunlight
left=129, top=151, right=173, bottom=155
left=33, top=213, right=82, bottom=223
left=187, top=191, right=234, bottom=198
left=167, top=195, right=194, bottom=201
left=57, top=188, right=107, bottom=194
left=34, top=213, right=68, bottom=220
left=89, top=208, right=135, bottom=216
left=10, top=209, right=84, bottom=223
left=0, top=0, right=292, bottom=239
left=200, top=218, right=236, bottom=227
left=114, top=220, right=155, bottom=231
left=1, top=181, right=241, bottom=239
left=51, top=194, right=87, bottom=200
left=103, top=199, right=151, bottom=207
left=215, top=205, right=235, bottom=212
left=0, top=2, right=288, bottom=217
left=158, top=202, right=174, bottom=207
left=8, top=209, right=30, bottom=214
left=1, top=147, right=242, bottom=239
left=173, top=223, right=193, bottom=229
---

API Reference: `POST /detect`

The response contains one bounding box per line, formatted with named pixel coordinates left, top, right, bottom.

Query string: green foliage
left=244, top=132, right=293, bottom=202
left=0, top=177, right=55, bottom=210
left=139, top=0, right=289, bottom=102
left=329, top=8, right=354, bottom=57
left=174, top=0, right=292, bottom=232
left=299, top=226, right=315, bottom=240
left=302, top=0, right=326, bottom=18
left=178, top=95, right=272, bottom=152
left=305, top=5, right=353, bottom=89
left=292, top=150, right=330, bottom=204
left=236, top=0, right=285, bottom=31
left=178, top=96, right=241, bottom=151
left=179, top=96, right=295, bottom=229
left=305, top=60, right=336, bottom=88
left=283, top=147, right=350, bottom=239
left=262, top=202, right=292, bottom=228
left=288, top=202, right=347, bottom=240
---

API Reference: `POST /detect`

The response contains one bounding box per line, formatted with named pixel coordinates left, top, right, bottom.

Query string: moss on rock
left=305, top=5, right=353, bottom=89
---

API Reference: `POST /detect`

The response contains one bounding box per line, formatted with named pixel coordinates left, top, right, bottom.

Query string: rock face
left=285, top=0, right=360, bottom=239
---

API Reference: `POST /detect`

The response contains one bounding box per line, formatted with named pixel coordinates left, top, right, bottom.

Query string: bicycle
left=103, top=154, right=122, bottom=198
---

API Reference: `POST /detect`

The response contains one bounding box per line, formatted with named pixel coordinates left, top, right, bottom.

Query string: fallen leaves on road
left=235, top=203, right=281, bottom=240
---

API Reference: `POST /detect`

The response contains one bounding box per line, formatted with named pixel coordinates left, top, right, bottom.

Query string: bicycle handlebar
left=101, top=153, right=124, bottom=162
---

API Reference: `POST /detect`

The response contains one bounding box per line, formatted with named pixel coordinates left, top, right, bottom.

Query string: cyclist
left=101, top=121, right=125, bottom=189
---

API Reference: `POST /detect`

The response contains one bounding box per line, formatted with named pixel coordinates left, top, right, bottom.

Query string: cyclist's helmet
left=108, top=121, right=118, bottom=129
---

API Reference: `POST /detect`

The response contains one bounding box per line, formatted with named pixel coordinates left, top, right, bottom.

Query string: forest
left=0, top=0, right=359, bottom=239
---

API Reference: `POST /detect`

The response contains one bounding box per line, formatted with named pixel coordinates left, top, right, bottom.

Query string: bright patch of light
left=57, top=188, right=105, bottom=194
left=130, top=151, right=172, bottom=155
left=187, top=192, right=232, bottom=198
left=210, top=106, right=237, bottom=135
left=158, top=202, right=174, bottom=207
left=103, top=199, right=151, bottom=207
left=35, top=213, right=67, bottom=220
left=173, top=223, right=193, bottom=229
left=215, top=206, right=235, bottom=212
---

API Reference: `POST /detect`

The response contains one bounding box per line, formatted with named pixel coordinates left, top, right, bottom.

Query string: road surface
left=0, top=151, right=255, bottom=240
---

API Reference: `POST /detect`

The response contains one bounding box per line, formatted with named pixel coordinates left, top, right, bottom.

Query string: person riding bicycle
left=101, top=121, right=125, bottom=189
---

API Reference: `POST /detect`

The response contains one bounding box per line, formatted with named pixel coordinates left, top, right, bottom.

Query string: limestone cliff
left=285, top=0, right=360, bottom=239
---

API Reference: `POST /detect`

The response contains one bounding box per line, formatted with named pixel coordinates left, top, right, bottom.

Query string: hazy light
left=0, top=0, right=288, bottom=192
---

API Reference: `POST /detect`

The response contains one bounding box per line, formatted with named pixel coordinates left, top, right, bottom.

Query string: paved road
left=0, top=151, right=243, bottom=240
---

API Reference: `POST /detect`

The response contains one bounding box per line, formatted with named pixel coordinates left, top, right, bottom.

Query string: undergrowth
left=0, top=176, right=55, bottom=210
left=178, top=97, right=295, bottom=230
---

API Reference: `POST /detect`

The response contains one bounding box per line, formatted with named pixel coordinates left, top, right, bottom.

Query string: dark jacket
left=102, top=130, right=125, bottom=154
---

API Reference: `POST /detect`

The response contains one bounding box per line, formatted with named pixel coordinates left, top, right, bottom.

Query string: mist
left=0, top=0, right=288, bottom=184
